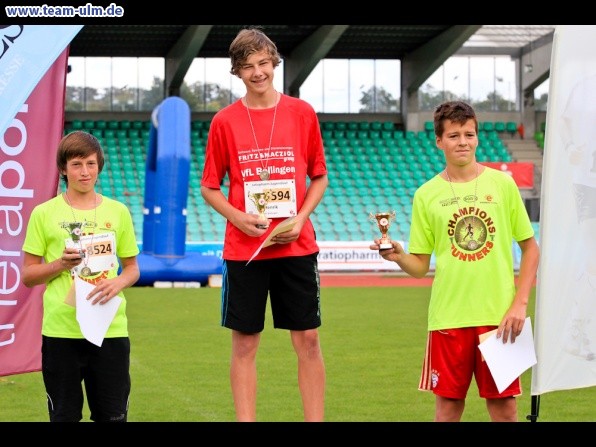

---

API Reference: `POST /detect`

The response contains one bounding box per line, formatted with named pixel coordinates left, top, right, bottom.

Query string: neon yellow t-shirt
left=408, top=167, right=535, bottom=331
left=22, top=194, right=140, bottom=338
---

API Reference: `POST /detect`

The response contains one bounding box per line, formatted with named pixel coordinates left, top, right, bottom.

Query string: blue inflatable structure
left=136, top=97, right=222, bottom=286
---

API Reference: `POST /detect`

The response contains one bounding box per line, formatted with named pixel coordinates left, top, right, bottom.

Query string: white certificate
left=74, top=275, right=122, bottom=347
left=478, top=317, right=537, bottom=393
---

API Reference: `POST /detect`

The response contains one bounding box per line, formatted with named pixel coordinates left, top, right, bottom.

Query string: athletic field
left=2, top=275, right=595, bottom=423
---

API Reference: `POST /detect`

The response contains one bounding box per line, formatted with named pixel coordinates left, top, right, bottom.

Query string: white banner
left=187, top=239, right=527, bottom=273
left=531, top=25, right=596, bottom=395
left=0, top=25, right=83, bottom=137
left=317, top=241, right=405, bottom=271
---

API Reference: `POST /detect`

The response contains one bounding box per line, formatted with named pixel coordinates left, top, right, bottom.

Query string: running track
left=320, top=273, right=433, bottom=287
left=320, top=273, right=533, bottom=288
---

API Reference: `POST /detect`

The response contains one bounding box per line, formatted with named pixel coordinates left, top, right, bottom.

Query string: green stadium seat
left=393, top=130, right=404, bottom=140
left=130, top=137, right=143, bottom=148
left=359, top=139, right=373, bottom=149
left=333, top=137, right=348, bottom=149
left=403, top=178, right=418, bottom=189
left=371, top=139, right=386, bottom=149
left=83, top=120, right=94, bottom=130
left=494, top=121, right=506, bottom=133
left=381, top=130, right=393, bottom=140
left=534, top=132, right=544, bottom=148
left=484, top=146, right=497, bottom=157
left=345, top=130, right=357, bottom=140
left=354, top=153, right=369, bottom=164
left=369, top=130, right=381, bottom=140
left=104, top=137, right=117, bottom=148
left=491, top=139, right=505, bottom=150
left=70, top=119, right=83, bottom=130
left=506, top=122, right=518, bottom=136
left=95, top=120, right=107, bottom=130
left=486, top=130, right=500, bottom=142
left=500, top=152, right=513, bottom=162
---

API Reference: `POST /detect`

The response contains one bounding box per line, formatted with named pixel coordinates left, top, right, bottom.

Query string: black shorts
left=221, top=253, right=322, bottom=333
left=41, top=336, right=131, bottom=422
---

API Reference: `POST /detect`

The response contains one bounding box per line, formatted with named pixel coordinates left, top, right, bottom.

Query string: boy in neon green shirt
left=371, top=101, right=539, bottom=422
left=22, top=131, right=140, bottom=422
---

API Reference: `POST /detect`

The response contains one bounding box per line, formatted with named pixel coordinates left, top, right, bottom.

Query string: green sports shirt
left=22, top=194, right=140, bottom=338
left=408, top=167, right=535, bottom=331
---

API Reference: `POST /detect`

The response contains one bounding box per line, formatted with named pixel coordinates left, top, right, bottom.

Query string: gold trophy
left=369, top=210, right=397, bottom=250
left=249, top=191, right=270, bottom=229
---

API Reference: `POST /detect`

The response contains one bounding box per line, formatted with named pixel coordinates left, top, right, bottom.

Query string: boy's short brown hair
left=57, top=130, right=105, bottom=184
left=229, top=27, right=281, bottom=76
left=433, top=101, right=478, bottom=137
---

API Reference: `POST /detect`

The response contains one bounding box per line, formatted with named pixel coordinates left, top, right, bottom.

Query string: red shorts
left=418, top=326, right=522, bottom=400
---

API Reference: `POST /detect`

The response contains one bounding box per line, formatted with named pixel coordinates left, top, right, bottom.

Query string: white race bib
left=244, top=179, right=297, bottom=218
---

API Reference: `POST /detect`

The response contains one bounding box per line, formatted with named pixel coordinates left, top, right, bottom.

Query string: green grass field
left=2, top=285, right=596, bottom=422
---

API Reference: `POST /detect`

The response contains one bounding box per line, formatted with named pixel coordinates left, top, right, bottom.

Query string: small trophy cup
left=369, top=210, right=397, bottom=250
left=249, top=191, right=270, bottom=229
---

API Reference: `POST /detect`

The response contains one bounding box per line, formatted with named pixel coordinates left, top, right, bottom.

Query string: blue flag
left=0, top=25, right=83, bottom=136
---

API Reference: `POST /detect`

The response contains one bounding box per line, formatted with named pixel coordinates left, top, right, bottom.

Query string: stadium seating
left=63, top=119, right=515, bottom=243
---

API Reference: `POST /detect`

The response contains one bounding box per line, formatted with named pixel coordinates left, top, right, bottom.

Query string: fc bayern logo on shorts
left=431, top=369, right=439, bottom=388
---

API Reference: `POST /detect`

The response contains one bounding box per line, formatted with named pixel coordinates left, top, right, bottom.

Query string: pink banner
left=0, top=49, right=69, bottom=376
left=482, top=161, right=535, bottom=189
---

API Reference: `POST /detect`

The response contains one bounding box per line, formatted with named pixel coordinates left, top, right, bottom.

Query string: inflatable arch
left=136, top=97, right=222, bottom=285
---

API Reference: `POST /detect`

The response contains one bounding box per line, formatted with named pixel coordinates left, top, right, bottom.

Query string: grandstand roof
left=68, top=25, right=555, bottom=61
